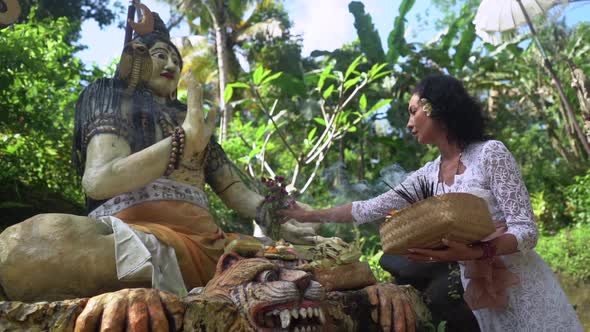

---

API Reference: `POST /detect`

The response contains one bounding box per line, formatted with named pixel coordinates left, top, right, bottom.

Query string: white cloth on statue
left=351, top=140, right=583, bottom=332
left=98, top=216, right=188, bottom=297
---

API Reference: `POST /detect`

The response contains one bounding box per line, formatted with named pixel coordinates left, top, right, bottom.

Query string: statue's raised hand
left=182, top=73, right=217, bottom=156
left=74, top=288, right=185, bottom=332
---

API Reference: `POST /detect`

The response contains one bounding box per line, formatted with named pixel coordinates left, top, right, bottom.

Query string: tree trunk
left=204, top=0, right=233, bottom=143
left=358, top=132, right=365, bottom=181
left=570, top=63, right=590, bottom=144
left=214, top=21, right=232, bottom=143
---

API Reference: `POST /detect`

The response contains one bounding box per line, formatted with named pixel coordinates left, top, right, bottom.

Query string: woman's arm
left=278, top=202, right=354, bottom=224
left=277, top=163, right=434, bottom=225
left=484, top=140, right=538, bottom=252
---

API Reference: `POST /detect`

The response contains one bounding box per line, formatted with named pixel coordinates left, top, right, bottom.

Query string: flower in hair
left=419, top=98, right=433, bottom=117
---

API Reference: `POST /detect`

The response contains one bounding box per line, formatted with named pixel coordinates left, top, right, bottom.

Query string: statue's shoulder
left=76, top=77, right=124, bottom=108
left=82, top=77, right=119, bottom=90
left=73, top=77, right=131, bottom=174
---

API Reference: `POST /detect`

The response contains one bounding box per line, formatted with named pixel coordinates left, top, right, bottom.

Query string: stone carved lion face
left=203, top=253, right=327, bottom=332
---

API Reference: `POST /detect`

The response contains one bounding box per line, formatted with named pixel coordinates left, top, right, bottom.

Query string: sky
left=77, top=0, right=590, bottom=69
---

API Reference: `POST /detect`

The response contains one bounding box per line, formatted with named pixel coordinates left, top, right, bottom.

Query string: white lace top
left=352, top=140, right=537, bottom=251
left=352, top=140, right=584, bottom=331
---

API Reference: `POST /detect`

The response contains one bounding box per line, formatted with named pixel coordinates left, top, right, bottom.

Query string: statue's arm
left=81, top=77, right=215, bottom=200
left=215, top=176, right=264, bottom=219
left=205, top=143, right=263, bottom=218
left=82, top=133, right=172, bottom=200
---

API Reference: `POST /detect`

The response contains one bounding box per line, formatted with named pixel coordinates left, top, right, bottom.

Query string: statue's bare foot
left=74, top=288, right=185, bottom=332
left=365, top=283, right=417, bottom=332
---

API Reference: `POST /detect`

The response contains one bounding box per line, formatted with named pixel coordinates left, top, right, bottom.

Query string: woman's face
left=146, top=41, right=181, bottom=98
left=406, top=94, right=446, bottom=145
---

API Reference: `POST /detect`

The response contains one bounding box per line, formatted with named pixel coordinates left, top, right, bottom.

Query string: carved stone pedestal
left=0, top=286, right=431, bottom=332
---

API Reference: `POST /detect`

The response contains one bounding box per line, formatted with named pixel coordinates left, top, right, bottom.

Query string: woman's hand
left=276, top=202, right=318, bottom=223
left=182, top=73, right=217, bottom=156
left=405, top=238, right=484, bottom=262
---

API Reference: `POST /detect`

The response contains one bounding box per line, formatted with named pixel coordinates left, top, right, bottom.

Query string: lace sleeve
left=351, top=164, right=431, bottom=225
left=483, top=140, right=538, bottom=251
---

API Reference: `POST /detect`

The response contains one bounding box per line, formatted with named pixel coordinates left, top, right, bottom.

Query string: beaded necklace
left=439, top=151, right=463, bottom=186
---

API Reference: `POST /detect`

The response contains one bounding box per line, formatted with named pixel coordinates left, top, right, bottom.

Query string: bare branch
left=253, top=87, right=300, bottom=164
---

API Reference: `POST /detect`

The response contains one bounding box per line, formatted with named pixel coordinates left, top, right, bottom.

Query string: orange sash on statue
left=114, top=200, right=238, bottom=288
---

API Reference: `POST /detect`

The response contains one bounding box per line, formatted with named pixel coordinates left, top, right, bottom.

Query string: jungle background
left=1, top=0, right=589, bottom=327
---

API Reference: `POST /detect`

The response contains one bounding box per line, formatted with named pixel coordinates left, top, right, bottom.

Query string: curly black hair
left=412, top=75, right=487, bottom=148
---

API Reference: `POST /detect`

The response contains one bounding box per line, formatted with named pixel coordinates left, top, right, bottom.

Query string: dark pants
left=380, top=254, right=480, bottom=332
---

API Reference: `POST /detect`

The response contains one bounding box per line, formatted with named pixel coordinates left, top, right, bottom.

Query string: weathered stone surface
left=0, top=298, right=87, bottom=332
left=0, top=286, right=431, bottom=332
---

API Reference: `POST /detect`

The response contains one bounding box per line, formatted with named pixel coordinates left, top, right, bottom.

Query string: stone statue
left=0, top=2, right=318, bottom=303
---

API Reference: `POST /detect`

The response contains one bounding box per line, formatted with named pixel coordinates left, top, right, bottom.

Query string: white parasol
left=473, top=0, right=567, bottom=46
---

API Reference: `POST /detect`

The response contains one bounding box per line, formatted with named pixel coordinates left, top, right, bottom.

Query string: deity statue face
left=202, top=253, right=326, bottom=331
left=146, top=41, right=181, bottom=98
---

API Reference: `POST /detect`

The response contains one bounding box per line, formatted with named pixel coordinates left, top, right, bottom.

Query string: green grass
left=536, top=224, right=590, bottom=281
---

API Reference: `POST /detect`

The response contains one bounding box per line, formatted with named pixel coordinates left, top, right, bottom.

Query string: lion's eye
left=257, top=270, right=279, bottom=282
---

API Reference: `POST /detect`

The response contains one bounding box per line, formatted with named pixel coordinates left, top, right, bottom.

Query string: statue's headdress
left=118, top=1, right=182, bottom=94
left=126, top=1, right=171, bottom=43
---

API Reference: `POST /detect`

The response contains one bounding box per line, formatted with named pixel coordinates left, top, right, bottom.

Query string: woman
left=279, top=75, right=583, bottom=331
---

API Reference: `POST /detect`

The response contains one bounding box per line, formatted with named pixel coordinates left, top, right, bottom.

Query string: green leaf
left=255, top=125, right=267, bottom=140
left=347, top=126, right=357, bottom=133
left=323, top=84, right=335, bottom=99
left=313, top=117, right=326, bottom=126
left=307, top=127, right=317, bottom=142
left=453, top=21, right=477, bottom=70
left=344, top=76, right=361, bottom=90
left=228, top=82, right=250, bottom=89
left=223, top=85, right=234, bottom=103
left=337, top=112, right=350, bottom=125
left=253, top=65, right=265, bottom=85
left=345, top=55, right=364, bottom=80
left=386, top=0, right=415, bottom=64
left=348, top=2, right=385, bottom=64
left=369, top=70, right=393, bottom=82
left=359, top=93, right=367, bottom=110
left=317, top=63, right=334, bottom=91
left=261, top=72, right=283, bottom=85
left=248, top=148, right=259, bottom=159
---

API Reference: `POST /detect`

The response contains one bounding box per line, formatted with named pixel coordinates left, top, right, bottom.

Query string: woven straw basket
left=379, top=193, right=495, bottom=255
